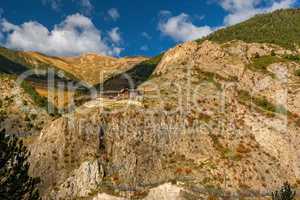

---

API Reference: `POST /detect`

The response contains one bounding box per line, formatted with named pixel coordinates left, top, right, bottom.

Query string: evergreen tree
left=0, top=130, right=40, bottom=200
left=272, top=182, right=296, bottom=200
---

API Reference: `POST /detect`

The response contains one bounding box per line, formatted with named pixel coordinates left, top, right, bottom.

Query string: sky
left=0, top=0, right=299, bottom=57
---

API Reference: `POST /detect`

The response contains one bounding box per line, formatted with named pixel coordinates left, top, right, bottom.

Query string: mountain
left=29, top=39, right=300, bottom=200
left=22, top=51, right=147, bottom=86
left=24, top=9, right=300, bottom=200
left=0, top=47, right=147, bottom=109
left=2, top=8, right=300, bottom=200
left=61, top=53, right=147, bottom=85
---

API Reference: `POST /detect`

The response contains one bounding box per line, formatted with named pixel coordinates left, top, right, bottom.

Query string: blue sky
left=0, top=0, right=299, bottom=57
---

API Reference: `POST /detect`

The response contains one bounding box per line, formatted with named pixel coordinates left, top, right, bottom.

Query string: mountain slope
left=61, top=53, right=147, bottom=85
left=24, top=52, right=147, bottom=85
left=199, top=9, right=300, bottom=50
left=0, top=47, right=79, bottom=82
left=0, top=74, right=53, bottom=136
left=15, top=8, right=300, bottom=200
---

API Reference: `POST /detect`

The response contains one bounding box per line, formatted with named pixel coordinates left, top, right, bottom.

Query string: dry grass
left=34, top=86, right=75, bottom=109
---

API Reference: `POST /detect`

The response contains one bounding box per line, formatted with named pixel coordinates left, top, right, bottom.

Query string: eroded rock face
left=29, top=40, right=300, bottom=199
left=29, top=107, right=103, bottom=195
left=144, top=183, right=183, bottom=200
left=49, top=160, right=104, bottom=200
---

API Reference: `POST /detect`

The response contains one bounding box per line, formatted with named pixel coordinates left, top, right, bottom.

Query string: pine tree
left=0, top=130, right=40, bottom=200
left=272, top=182, right=296, bottom=200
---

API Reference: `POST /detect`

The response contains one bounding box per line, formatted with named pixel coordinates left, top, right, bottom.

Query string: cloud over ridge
left=159, top=0, right=296, bottom=42
left=158, top=13, right=213, bottom=42
left=0, top=13, right=122, bottom=56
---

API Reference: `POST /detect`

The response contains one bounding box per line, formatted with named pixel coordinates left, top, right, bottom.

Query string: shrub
left=246, top=56, right=284, bottom=74
left=294, top=69, right=300, bottom=76
left=237, top=90, right=289, bottom=115
left=272, top=182, right=296, bottom=200
left=284, top=54, right=300, bottom=62
left=0, top=130, right=41, bottom=200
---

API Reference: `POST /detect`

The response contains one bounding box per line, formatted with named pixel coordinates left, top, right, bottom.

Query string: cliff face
left=27, top=40, right=300, bottom=199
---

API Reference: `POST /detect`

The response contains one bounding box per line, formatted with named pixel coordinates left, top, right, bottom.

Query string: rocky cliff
left=26, top=40, right=300, bottom=199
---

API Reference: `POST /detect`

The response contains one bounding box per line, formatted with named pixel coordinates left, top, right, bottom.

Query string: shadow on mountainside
left=95, top=53, right=163, bottom=92
left=0, top=54, right=79, bottom=87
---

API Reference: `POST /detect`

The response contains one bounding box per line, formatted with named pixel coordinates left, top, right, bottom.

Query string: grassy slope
left=0, top=73, right=59, bottom=115
left=198, top=9, right=300, bottom=50
left=0, top=46, right=79, bottom=81
left=20, top=80, right=59, bottom=115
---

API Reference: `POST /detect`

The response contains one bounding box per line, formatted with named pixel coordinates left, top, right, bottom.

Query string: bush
left=246, top=56, right=285, bottom=74
left=284, top=55, right=300, bottom=62
left=272, top=182, right=296, bottom=200
left=295, top=69, right=300, bottom=76
left=237, top=90, right=289, bottom=115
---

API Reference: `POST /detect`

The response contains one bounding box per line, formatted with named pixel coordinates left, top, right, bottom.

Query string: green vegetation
left=197, top=70, right=222, bottom=90
left=283, top=54, right=300, bottom=62
left=238, top=90, right=289, bottom=115
left=198, top=9, right=300, bottom=50
left=100, top=53, right=164, bottom=91
left=0, top=130, right=41, bottom=200
left=246, top=54, right=300, bottom=77
left=272, top=182, right=296, bottom=200
left=222, top=148, right=242, bottom=161
left=295, top=69, right=300, bottom=76
left=20, top=80, right=59, bottom=115
left=246, top=55, right=285, bottom=76
left=128, top=53, right=163, bottom=82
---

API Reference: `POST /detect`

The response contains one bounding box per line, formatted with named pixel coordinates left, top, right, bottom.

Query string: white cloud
left=159, top=10, right=172, bottom=17
left=141, top=32, right=151, bottom=40
left=107, top=8, right=120, bottom=21
left=158, top=13, right=213, bottom=42
left=108, top=27, right=121, bottom=44
left=41, top=0, right=61, bottom=11
left=269, top=0, right=295, bottom=11
left=77, top=0, right=94, bottom=15
left=0, top=13, right=123, bottom=56
left=221, top=0, right=296, bottom=25
left=194, top=14, right=205, bottom=21
left=158, top=0, right=296, bottom=42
